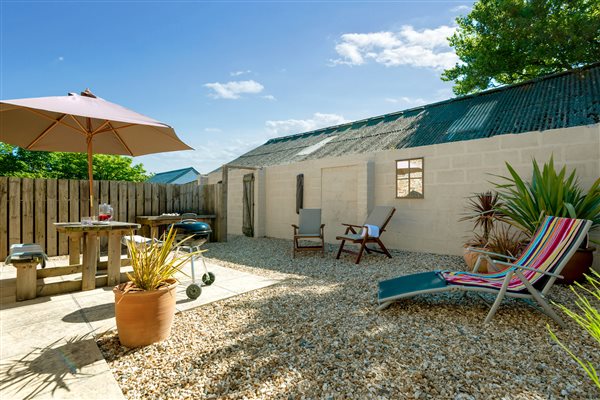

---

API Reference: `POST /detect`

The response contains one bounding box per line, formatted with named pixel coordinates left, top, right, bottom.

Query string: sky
left=0, top=0, right=472, bottom=174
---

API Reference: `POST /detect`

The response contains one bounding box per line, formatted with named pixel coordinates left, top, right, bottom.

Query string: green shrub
left=549, top=271, right=600, bottom=389
left=492, top=156, right=600, bottom=239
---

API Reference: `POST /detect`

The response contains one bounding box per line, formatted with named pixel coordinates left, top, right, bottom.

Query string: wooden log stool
left=12, top=257, right=44, bottom=301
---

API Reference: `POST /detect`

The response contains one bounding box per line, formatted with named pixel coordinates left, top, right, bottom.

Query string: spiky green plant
left=492, top=156, right=600, bottom=239
left=548, top=270, right=600, bottom=389
left=124, top=227, right=202, bottom=291
left=460, top=191, right=502, bottom=245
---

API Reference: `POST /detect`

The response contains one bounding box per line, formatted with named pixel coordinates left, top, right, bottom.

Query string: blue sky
left=1, top=1, right=471, bottom=174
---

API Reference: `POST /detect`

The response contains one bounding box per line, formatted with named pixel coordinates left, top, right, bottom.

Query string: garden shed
left=210, top=64, right=600, bottom=269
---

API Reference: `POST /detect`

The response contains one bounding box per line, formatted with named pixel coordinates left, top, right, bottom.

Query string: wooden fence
left=0, top=177, right=221, bottom=259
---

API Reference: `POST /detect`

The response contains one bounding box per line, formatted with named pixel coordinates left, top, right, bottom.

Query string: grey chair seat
left=337, top=233, right=363, bottom=240
left=296, top=233, right=322, bottom=238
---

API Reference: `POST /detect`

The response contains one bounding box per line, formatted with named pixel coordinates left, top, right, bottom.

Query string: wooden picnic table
left=54, top=221, right=140, bottom=291
left=136, top=214, right=217, bottom=240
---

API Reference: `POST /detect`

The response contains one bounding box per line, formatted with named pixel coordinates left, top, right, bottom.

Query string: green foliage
left=442, top=0, right=600, bottom=94
left=549, top=270, right=600, bottom=389
left=486, top=224, right=527, bottom=258
left=0, top=142, right=149, bottom=181
left=460, top=191, right=502, bottom=244
left=492, top=156, right=600, bottom=238
left=125, top=227, right=201, bottom=291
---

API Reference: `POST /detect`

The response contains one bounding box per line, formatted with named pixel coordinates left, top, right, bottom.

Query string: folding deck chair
left=336, top=206, right=396, bottom=264
left=377, top=216, right=592, bottom=326
left=292, top=208, right=325, bottom=258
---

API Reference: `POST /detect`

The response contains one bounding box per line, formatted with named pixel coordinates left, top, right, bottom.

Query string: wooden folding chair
left=292, top=209, right=325, bottom=258
left=336, top=206, right=396, bottom=264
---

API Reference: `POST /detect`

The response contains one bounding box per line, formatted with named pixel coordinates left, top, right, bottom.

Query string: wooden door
left=242, top=173, right=254, bottom=237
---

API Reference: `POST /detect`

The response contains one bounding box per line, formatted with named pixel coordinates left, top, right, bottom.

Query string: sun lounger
left=377, top=216, right=592, bottom=326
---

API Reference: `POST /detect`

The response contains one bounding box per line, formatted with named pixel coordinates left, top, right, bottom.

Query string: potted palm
left=492, top=156, right=600, bottom=283
left=114, top=227, right=198, bottom=348
left=460, top=191, right=502, bottom=271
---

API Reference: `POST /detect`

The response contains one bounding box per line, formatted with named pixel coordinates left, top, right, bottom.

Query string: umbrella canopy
left=0, top=89, right=193, bottom=215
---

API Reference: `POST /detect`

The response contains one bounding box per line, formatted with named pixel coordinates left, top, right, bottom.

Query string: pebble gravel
left=97, top=235, right=600, bottom=399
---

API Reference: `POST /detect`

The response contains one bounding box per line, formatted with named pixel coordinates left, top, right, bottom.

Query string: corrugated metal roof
left=147, top=167, right=200, bottom=184
left=228, top=64, right=600, bottom=168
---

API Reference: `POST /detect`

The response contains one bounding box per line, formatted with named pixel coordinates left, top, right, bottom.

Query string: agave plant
left=492, top=156, right=600, bottom=239
left=124, top=227, right=201, bottom=291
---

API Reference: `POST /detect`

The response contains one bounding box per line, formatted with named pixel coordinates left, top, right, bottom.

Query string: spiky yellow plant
left=549, top=271, right=600, bottom=389
left=124, top=227, right=203, bottom=291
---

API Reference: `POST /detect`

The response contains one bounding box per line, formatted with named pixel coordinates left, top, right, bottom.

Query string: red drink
left=99, top=213, right=111, bottom=221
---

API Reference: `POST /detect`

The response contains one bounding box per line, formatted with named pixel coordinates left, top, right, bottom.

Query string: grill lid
left=169, top=220, right=212, bottom=234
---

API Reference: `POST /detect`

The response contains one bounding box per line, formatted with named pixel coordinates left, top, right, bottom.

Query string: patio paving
left=0, top=259, right=286, bottom=399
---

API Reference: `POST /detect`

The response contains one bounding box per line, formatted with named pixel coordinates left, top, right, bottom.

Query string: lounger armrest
left=493, top=260, right=564, bottom=279
left=466, top=247, right=517, bottom=260
left=341, top=223, right=362, bottom=228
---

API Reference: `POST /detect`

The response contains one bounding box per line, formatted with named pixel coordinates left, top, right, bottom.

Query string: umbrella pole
left=87, top=135, right=94, bottom=217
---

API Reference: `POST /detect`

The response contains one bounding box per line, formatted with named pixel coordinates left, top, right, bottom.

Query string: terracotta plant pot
left=463, top=246, right=491, bottom=273
left=558, top=247, right=596, bottom=285
left=113, top=279, right=178, bottom=348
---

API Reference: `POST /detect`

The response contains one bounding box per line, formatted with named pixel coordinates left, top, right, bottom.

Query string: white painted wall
left=225, top=125, right=600, bottom=268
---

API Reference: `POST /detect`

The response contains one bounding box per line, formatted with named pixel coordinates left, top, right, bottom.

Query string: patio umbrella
left=0, top=89, right=192, bottom=215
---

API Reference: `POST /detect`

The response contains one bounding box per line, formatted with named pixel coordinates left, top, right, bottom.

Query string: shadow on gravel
left=98, top=236, right=600, bottom=399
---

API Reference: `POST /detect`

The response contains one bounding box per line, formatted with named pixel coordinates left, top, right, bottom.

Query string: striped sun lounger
left=377, top=216, right=592, bottom=326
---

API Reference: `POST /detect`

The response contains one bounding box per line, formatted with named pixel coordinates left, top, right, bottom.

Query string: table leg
left=82, top=232, right=98, bottom=291
left=107, top=232, right=121, bottom=287
left=150, top=226, right=158, bottom=239
left=69, top=233, right=81, bottom=265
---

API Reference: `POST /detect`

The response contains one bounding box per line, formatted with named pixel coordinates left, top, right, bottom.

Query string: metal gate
left=242, top=173, right=254, bottom=237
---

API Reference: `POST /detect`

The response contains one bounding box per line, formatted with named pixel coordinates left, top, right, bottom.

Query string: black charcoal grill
left=169, top=219, right=212, bottom=247
left=168, top=217, right=215, bottom=300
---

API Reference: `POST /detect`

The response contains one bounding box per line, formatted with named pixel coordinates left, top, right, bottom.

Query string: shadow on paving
left=0, top=334, right=103, bottom=400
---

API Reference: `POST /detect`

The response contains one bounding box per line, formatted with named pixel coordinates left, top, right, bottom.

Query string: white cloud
left=266, top=112, right=349, bottom=137
left=204, top=127, right=222, bottom=133
left=262, top=95, right=276, bottom=101
left=204, top=80, right=264, bottom=99
left=451, top=5, right=471, bottom=13
left=385, top=97, right=427, bottom=107
left=230, top=70, right=251, bottom=76
left=136, top=136, right=263, bottom=174
left=332, top=25, right=458, bottom=70
left=57, top=56, right=64, bottom=61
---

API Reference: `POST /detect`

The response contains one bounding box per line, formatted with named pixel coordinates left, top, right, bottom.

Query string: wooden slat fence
left=0, top=177, right=219, bottom=259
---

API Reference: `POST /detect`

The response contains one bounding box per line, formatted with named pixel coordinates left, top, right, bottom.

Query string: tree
left=442, top=0, right=600, bottom=95
left=0, top=143, right=150, bottom=181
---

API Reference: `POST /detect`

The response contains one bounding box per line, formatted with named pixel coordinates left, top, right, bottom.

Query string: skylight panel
left=296, top=136, right=337, bottom=156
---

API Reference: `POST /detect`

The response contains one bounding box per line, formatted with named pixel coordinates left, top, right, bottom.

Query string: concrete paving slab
left=0, top=260, right=286, bottom=399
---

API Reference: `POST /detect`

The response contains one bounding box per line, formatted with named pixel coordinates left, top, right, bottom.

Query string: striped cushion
left=441, top=217, right=588, bottom=292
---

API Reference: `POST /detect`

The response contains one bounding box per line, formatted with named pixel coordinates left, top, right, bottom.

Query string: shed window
left=396, top=158, right=424, bottom=199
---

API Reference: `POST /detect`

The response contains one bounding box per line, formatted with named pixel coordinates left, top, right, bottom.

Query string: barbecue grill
left=170, top=219, right=212, bottom=246
left=169, top=216, right=215, bottom=299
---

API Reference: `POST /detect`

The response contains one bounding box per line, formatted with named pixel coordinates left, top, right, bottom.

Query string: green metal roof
left=229, top=64, right=600, bottom=168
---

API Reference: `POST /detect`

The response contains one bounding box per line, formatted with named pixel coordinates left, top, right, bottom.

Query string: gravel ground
left=98, top=235, right=600, bottom=399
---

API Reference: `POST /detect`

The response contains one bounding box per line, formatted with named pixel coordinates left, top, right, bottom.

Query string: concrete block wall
left=224, top=125, right=600, bottom=268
